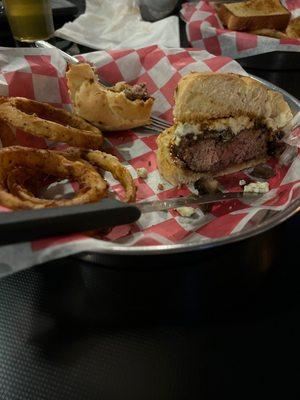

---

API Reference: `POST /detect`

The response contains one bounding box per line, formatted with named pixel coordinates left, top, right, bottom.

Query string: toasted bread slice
left=218, top=0, right=291, bottom=31
left=286, top=17, right=300, bottom=39
left=249, top=28, right=288, bottom=39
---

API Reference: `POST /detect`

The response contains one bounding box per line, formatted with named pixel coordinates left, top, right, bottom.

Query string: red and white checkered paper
left=181, top=0, right=300, bottom=59
left=0, top=45, right=299, bottom=274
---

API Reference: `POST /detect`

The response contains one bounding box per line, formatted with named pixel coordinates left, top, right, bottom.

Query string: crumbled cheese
left=243, top=182, right=269, bottom=194
left=175, top=206, right=195, bottom=217
left=174, top=122, right=201, bottom=138
left=174, top=136, right=181, bottom=146
left=137, top=167, right=148, bottom=179
left=265, top=109, right=292, bottom=130
left=239, top=179, right=246, bottom=186
left=174, top=116, right=254, bottom=139
left=211, top=116, right=253, bottom=135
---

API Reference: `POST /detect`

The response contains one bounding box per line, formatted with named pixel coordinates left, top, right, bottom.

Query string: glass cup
left=2, top=0, right=54, bottom=42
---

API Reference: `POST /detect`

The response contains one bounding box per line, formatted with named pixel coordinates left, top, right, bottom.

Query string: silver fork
left=35, top=40, right=171, bottom=133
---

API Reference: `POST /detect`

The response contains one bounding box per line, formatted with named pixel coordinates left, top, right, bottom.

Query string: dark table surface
left=0, top=1, right=300, bottom=399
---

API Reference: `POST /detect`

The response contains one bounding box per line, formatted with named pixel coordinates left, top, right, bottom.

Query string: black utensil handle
left=0, top=199, right=141, bottom=245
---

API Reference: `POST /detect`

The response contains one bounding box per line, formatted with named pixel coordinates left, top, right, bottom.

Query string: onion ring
left=0, top=97, right=103, bottom=149
left=60, top=148, right=136, bottom=202
left=0, top=120, right=17, bottom=147
left=6, top=167, right=45, bottom=201
left=0, top=146, right=108, bottom=210
left=84, top=150, right=136, bottom=202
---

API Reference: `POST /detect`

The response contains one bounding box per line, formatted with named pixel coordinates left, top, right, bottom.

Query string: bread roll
left=67, top=63, right=154, bottom=131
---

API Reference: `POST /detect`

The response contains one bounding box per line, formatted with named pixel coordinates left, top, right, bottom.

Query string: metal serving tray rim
left=79, top=74, right=300, bottom=257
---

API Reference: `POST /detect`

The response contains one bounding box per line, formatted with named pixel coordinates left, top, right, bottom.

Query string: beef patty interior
left=173, top=124, right=283, bottom=173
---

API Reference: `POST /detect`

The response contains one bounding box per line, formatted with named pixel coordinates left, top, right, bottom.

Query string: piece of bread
left=157, top=126, right=268, bottom=186
left=67, top=63, right=154, bottom=131
left=174, top=72, right=292, bottom=130
left=286, top=17, right=300, bottom=39
left=218, top=0, right=291, bottom=31
left=249, top=28, right=288, bottom=39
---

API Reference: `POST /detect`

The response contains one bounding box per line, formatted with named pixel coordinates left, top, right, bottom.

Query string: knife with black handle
left=0, top=192, right=259, bottom=245
left=0, top=199, right=140, bottom=246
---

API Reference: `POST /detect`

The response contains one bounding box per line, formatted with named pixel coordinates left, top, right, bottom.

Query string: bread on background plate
left=249, top=28, right=288, bottom=39
left=218, top=0, right=291, bottom=32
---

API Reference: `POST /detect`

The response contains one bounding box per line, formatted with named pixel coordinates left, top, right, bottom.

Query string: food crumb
left=244, top=182, right=269, bottom=194
left=157, top=183, right=164, bottom=190
left=175, top=206, right=195, bottom=218
left=137, top=167, right=148, bottom=179
left=239, top=179, right=246, bottom=186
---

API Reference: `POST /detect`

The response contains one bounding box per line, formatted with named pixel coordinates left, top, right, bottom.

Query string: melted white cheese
left=175, top=122, right=201, bottom=138
left=174, top=116, right=255, bottom=141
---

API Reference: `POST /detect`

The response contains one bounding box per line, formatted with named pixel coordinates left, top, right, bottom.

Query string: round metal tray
left=239, top=51, right=300, bottom=71
left=80, top=74, right=300, bottom=258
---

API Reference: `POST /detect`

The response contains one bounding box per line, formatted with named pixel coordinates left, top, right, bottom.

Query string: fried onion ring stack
left=0, top=97, right=137, bottom=210
left=0, top=147, right=108, bottom=209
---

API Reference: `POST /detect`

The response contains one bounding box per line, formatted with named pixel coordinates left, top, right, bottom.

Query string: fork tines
left=151, top=115, right=171, bottom=128
left=146, top=116, right=171, bottom=132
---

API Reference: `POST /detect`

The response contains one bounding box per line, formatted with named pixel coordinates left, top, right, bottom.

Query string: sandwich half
left=218, top=0, right=291, bottom=31
left=67, top=63, right=154, bottom=131
left=157, top=72, right=292, bottom=186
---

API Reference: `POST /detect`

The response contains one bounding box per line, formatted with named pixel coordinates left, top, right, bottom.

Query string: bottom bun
left=249, top=29, right=288, bottom=39
left=156, top=126, right=268, bottom=186
left=286, top=17, right=300, bottom=39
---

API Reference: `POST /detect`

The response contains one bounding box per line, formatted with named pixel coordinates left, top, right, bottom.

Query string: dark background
left=0, top=1, right=300, bottom=399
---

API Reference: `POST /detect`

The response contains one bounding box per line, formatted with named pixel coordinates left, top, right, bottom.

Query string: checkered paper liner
left=0, top=45, right=299, bottom=274
left=181, top=0, right=300, bottom=59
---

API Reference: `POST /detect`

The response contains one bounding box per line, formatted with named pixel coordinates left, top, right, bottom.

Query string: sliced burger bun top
left=173, top=72, right=292, bottom=130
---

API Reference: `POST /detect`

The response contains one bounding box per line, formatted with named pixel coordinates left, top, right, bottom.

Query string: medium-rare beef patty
left=174, top=127, right=282, bottom=173
left=124, top=83, right=150, bottom=101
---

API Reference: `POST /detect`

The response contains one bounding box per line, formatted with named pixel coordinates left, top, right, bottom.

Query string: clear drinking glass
left=2, top=0, right=54, bottom=42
